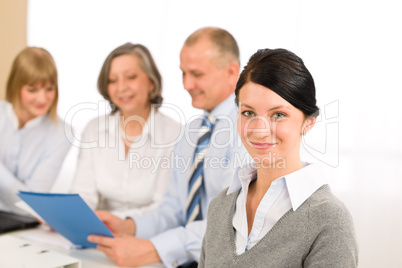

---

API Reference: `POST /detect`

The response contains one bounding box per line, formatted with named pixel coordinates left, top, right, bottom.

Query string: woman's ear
left=302, top=116, right=317, bottom=135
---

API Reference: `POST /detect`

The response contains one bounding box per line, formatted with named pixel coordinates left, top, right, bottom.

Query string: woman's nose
left=248, top=116, right=272, bottom=138
left=116, top=78, right=127, bottom=92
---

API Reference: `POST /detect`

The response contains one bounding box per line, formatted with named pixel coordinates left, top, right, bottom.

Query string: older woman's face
left=107, top=54, right=154, bottom=117
left=237, top=82, right=312, bottom=168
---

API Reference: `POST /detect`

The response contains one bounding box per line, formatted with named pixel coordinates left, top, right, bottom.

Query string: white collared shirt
left=71, top=107, right=182, bottom=219
left=227, top=162, right=328, bottom=255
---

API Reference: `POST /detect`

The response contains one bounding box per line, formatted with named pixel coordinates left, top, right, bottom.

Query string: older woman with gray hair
left=71, top=43, right=181, bottom=219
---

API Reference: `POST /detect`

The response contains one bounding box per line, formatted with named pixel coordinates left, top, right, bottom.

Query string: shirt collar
left=227, top=163, right=257, bottom=195
left=117, top=107, right=157, bottom=139
left=285, top=162, right=328, bottom=210
left=6, top=101, right=45, bottom=130
left=204, top=93, right=235, bottom=119
left=227, top=162, right=328, bottom=211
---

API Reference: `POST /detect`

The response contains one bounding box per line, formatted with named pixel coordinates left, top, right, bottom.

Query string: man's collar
left=205, top=93, right=235, bottom=118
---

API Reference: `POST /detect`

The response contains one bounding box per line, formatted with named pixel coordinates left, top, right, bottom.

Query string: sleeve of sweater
left=304, top=193, right=359, bottom=268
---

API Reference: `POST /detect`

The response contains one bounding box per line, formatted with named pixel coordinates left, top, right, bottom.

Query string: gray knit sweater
left=199, top=185, right=358, bottom=267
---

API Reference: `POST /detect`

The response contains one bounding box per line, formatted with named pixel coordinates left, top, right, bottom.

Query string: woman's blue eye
left=241, top=111, right=255, bottom=117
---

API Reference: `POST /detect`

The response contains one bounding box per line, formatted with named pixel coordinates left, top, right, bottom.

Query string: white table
left=4, top=228, right=165, bottom=268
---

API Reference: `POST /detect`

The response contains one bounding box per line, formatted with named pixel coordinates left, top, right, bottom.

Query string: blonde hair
left=6, top=47, right=59, bottom=121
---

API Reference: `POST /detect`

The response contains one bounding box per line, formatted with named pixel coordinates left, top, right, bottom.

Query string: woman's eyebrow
left=268, top=105, right=291, bottom=111
left=240, top=103, right=254, bottom=109
left=241, top=104, right=291, bottom=111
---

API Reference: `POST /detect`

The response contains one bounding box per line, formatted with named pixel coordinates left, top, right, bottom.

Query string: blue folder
left=17, top=191, right=114, bottom=248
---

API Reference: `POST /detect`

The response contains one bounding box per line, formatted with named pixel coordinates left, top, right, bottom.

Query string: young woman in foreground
left=200, top=48, right=358, bottom=267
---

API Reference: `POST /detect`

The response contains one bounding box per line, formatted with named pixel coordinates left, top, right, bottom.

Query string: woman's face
left=107, top=54, right=154, bottom=117
left=237, top=82, right=314, bottom=168
left=18, top=81, right=56, bottom=123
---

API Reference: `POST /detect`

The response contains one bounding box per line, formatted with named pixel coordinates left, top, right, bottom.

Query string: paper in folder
left=17, top=191, right=114, bottom=248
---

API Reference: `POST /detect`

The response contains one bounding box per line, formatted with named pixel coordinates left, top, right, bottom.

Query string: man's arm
left=89, top=210, right=205, bottom=268
left=133, top=155, right=187, bottom=239
left=150, top=220, right=206, bottom=267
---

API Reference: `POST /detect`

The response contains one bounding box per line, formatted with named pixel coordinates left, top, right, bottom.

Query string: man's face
left=180, top=39, right=232, bottom=112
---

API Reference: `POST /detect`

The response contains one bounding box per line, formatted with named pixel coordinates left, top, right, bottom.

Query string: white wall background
left=27, top=0, right=402, bottom=267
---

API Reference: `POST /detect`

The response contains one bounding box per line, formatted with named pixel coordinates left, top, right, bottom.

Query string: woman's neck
left=120, top=104, right=151, bottom=137
left=253, top=156, right=303, bottom=196
left=120, top=104, right=151, bottom=155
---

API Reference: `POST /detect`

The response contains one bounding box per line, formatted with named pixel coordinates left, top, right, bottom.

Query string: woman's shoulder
left=154, top=110, right=181, bottom=127
left=152, top=110, right=183, bottom=141
left=0, top=100, right=13, bottom=116
left=39, top=114, right=67, bottom=132
left=80, top=113, right=114, bottom=133
left=43, top=116, right=69, bottom=139
left=0, top=100, right=10, bottom=109
left=307, top=185, right=354, bottom=224
left=210, top=187, right=237, bottom=209
left=0, top=101, right=11, bottom=122
left=28, top=115, right=72, bottom=149
left=82, top=115, right=102, bottom=130
left=207, top=187, right=237, bottom=223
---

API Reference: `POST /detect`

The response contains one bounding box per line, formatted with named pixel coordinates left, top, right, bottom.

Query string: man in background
left=88, top=26, right=249, bottom=268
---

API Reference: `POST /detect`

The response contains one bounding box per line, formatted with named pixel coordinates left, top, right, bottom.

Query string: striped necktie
left=185, top=114, right=216, bottom=224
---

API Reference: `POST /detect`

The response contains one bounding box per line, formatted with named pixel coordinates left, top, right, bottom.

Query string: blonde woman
left=0, top=47, right=71, bottom=213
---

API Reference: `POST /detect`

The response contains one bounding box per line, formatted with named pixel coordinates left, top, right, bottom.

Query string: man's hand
left=87, top=234, right=162, bottom=267
left=95, top=210, right=136, bottom=236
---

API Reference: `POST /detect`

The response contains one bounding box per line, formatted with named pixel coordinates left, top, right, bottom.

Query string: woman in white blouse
left=71, top=43, right=181, bottom=219
left=200, top=49, right=358, bottom=267
left=0, top=47, right=71, bottom=213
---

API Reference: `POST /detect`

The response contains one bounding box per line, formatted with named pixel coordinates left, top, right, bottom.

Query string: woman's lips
left=250, top=142, right=276, bottom=150
left=35, top=104, right=47, bottom=109
left=119, top=95, right=134, bottom=103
